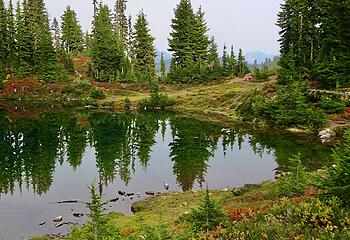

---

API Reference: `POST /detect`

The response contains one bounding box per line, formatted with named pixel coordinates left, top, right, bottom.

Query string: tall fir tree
left=160, top=52, right=166, bottom=79
left=51, top=17, right=61, bottom=52
left=92, top=4, right=125, bottom=81
left=133, top=10, right=156, bottom=80
left=114, top=0, right=128, bottom=47
left=193, top=6, right=209, bottom=66
left=207, top=36, right=222, bottom=79
left=61, top=6, right=83, bottom=53
left=6, top=0, right=16, bottom=70
left=15, top=0, right=32, bottom=77
left=237, top=48, right=248, bottom=77
left=222, top=44, right=229, bottom=76
left=228, top=45, right=237, bottom=76
left=277, top=0, right=321, bottom=84
left=0, top=0, right=8, bottom=79
left=168, top=0, right=211, bottom=82
left=127, top=15, right=135, bottom=72
left=84, top=31, right=92, bottom=54
left=27, top=0, right=59, bottom=82
left=93, top=0, right=98, bottom=17
left=316, top=0, right=350, bottom=88
left=168, top=0, right=196, bottom=68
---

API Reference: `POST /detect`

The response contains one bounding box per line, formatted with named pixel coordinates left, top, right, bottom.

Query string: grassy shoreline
left=31, top=171, right=350, bottom=240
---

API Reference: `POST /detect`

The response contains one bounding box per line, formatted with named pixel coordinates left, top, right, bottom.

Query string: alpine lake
left=0, top=104, right=332, bottom=239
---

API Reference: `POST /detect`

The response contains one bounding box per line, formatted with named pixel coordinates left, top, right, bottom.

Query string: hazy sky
left=5, top=0, right=283, bottom=54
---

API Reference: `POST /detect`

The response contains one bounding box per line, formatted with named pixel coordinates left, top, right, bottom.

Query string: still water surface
left=0, top=108, right=331, bottom=239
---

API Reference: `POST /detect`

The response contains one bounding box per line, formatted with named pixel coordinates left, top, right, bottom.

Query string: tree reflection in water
left=0, top=109, right=332, bottom=195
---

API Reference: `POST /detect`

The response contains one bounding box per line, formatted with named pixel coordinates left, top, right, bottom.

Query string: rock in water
left=73, top=213, right=84, bottom=218
left=118, top=191, right=126, bottom=196
left=145, top=191, right=155, bottom=196
left=55, top=221, right=76, bottom=228
left=110, top=197, right=119, bottom=203
left=53, top=216, right=63, bottom=222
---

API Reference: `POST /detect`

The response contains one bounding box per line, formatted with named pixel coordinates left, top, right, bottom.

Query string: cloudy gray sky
left=6, top=0, right=283, bottom=55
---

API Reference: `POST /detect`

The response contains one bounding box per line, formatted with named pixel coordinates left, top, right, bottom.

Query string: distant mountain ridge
left=245, top=51, right=278, bottom=65
left=155, top=50, right=279, bottom=70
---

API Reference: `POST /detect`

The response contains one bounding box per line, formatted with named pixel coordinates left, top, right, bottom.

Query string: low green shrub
left=90, top=88, right=106, bottom=100
left=61, top=84, right=76, bottom=95
left=274, top=153, right=309, bottom=197
left=139, top=94, right=176, bottom=110
left=319, top=98, right=346, bottom=114
left=237, top=82, right=326, bottom=129
left=127, top=222, right=175, bottom=240
left=67, top=181, right=121, bottom=240
left=63, top=54, right=75, bottom=73
left=139, top=79, right=176, bottom=110
left=61, top=79, right=93, bottom=97
left=236, top=93, right=270, bottom=122
left=320, top=128, right=350, bottom=204
left=221, top=197, right=350, bottom=240
left=73, top=79, right=92, bottom=91
left=184, top=188, right=227, bottom=235
left=253, top=66, right=271, bottom=81
left=293, top=197, right=346, bottom=231
left=124, top=97, right=131, bottom=110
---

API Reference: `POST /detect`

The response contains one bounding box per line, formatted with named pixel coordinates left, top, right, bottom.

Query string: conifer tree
left=15, top=0, right=32, bottom=77
left=93, top=0, right=98, bottom=17
left=84, top=31, right=92, bottom=53
left=160, top=52, right=166, bottom=79
left=133, top=10, right=156, bottom=80
left=114, top=0, right=128, bottom=47
left=237, top=48, right=248, bottom=77
left=0, top=0, right=8, bottom=79
left=193, top=6, right=209, bottom=66
left=207, top=36, right=222, bottom=79
left=92, top=4, right=125, bottom=81
left=51, top=17, right=61, bottom=52
left=316, top=0, right=350, bottom=88
left=168, top=0, right=196, bottom=68
left=61, top=6, right=83, bottom=53
left=277, top=0, right=321, bottom=84
left=27, top=0, right=59, bottom=82
left=127, top=15, right=135, bottom=72
left=7, top=0, right=16, bottom=69
left=228, top=45, right=237, bottom=76
left=170, top=58, right=176, bottom=75
left=168, top=1, right=212, bottom=82
left=222, top=44, right=229, bottom=76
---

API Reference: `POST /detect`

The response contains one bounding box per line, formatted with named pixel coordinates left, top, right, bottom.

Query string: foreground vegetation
left=32, top=129, right=350, bottom=240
